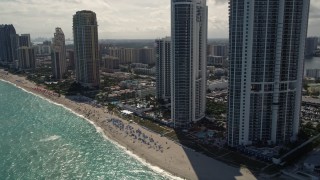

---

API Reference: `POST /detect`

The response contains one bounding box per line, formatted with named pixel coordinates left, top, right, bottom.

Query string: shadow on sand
left=168, top=128, right=266, bottom=180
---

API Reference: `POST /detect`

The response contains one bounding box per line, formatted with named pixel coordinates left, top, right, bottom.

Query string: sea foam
left=40, top=135, right=61, bottom=142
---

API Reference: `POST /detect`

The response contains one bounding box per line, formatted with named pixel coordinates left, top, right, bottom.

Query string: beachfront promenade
left=0, top=69, right=257, bottom=180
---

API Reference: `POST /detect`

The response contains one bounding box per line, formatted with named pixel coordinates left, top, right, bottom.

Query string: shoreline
left=0, top=77, right=181, bottom=180
left=0, top=70, right=257, bottom=180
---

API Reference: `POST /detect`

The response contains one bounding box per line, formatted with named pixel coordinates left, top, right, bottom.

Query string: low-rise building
left=132, top=67, right=156, bottom=76
left=108, top=89, right=136, bottom=101
left=208, top=80, right=228, bottom=91
left=136, top=87, right=156, bottom=98
left=119, top=80, right=139, bottom=89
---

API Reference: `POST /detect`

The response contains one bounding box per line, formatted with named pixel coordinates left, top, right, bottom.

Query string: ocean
left=0, top=80, right=173, bottom=180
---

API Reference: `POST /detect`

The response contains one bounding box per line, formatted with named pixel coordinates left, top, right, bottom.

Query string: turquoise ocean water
left=0, top=80, right=173, bottom=180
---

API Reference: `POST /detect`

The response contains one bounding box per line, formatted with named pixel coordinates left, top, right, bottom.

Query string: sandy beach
left=0, top=69, right=257, bottom=180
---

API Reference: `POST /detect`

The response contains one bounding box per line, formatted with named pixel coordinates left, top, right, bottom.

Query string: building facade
left=34, top=44, right=51, bottom=55
left=207, top=55, right=228, bottom=67
left=0, top=24, right=18, bottom=64
left=19, top=34, right=31, bottom=47
left=306, top=69, right=320, bottom=79
left=156, top=37, right=171, bottom=102
left=107, top=47, right=154, bottom=65
left=171, top=0, right=208, bottom=128
left=52, top=27, right=67, bottom=80
left=139, top=48, right=155, bottom=65
left=73, top=10, right=100, bottom=87
left=228, top=0, right=310, bottom=147
left=101, top=55, right=120, bottom=72
left=108, top=47, right=137, bottom=64
left=208, top=44, right=229, bottom=57
left=17, top=47, right=35, bottom=70
left=305, top=37, right=318, bottom=57
left=67, top=49, right=75, bottom=70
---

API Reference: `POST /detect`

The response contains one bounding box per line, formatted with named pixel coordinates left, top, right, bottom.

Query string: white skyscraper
left=171, top=0, right=208, bottom=128
left=156, top=37, right=171, bottom=103
left=228, top=0, right=310, bottom=147
left=52, top=27, right=66, bottom=80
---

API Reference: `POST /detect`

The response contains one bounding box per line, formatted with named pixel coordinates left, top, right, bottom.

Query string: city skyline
left=0, top=0, right=319, bottom=39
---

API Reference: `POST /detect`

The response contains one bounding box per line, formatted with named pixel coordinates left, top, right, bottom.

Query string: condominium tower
left=171, top=0, right=208, bottom=128
left=73, top=10, right=100, bottom=87
left=0, top=24, right=18, bottom=64
left=228, top=0, right=310, bottom=147
left=52, top=27, right=67, bottom=80
left=16, top=33, right=35, bottom=70
left=156, top=37, right=171, bottom=102
left=305, top=37, right=318, bottom=57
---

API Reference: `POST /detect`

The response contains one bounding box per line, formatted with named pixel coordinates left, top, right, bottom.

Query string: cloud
left=308, top=0, right=320, bottom=36
left=309, top=0, right=320, bottom=19
left=0, top=0, right=318, bottom=39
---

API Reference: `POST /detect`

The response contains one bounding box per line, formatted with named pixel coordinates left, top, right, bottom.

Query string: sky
left=0, top=0, right=319, bottom=39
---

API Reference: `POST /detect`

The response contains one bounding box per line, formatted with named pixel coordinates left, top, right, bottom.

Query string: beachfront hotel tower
left=73, top=10, right=100, bottom=87
left=171, top=0, right=208, bottom=128
left=0, top=24, right=18, bottom=64
left=156, top=37, right=171, bottom=103
left=52, top=27, right=67, bottom=80
left=228, top=0, right=310, bottom=147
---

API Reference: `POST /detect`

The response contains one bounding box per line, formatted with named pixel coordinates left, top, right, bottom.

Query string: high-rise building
left=0, top=24, right=18, bottom=64
left=19, top=34, right=31, bottom=47
left=156, top=37, right=171, bottom=102
left=228, top=0, right=310, bottom=147
left=43, top=40, right=51, bottom=46
left=67, top=49, right=75, bottom=70
left=171, top=0, right=208, bottom=128
left=16, top=33, right=35, bottom=69
left=125, top=48, right=136, bottom=64
left=108, top=47, right=136, bottom=64
left=107, top=47, right=154, bottom=65
left=34, top=41, right=52, bottom=56
left=305, top=37, right=318, bottom=57
left=101, top=55, right=120, bottom=72
left=73, top=10, right=100, bottom=87
left=17, top=47, right=35, bottom=70
left=207, top=44, right=229, bottom=57
left=306, top=69, right=320, bottom=79
left=51, top=27, right=67, bottom=80
left=139, top=48, right=155, bottom=65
